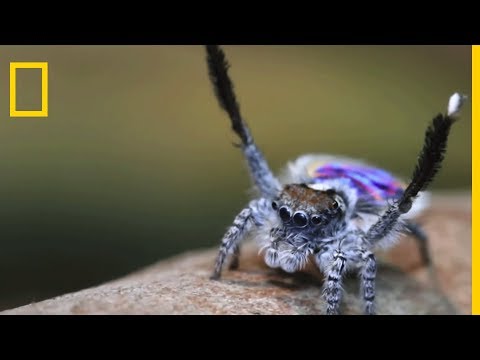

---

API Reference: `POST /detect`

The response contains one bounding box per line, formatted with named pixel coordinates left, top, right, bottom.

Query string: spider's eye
left=293, top=212, right=308, bottom=227
left=272, top=201, right=278, bottom=210
left=279, top=206, right=291, bottom=222
left=311, top=215, right=322, bottom=225
left=331, top=201, right=338, bottom=210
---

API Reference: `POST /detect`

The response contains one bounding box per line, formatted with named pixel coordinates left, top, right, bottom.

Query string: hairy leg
left=404, top=220, right=443, bottom=289
left=358, top=249, right=377, bottom=315
left=404, top=220, right=431, bottom=267
left=322, top=249, right=347, bottom=315
left=366, top=94, right=463, bottom=245
left=212, top=198, right=271, bottom=279
left=228, top=246, right=240, bottom=270
left=205, top=45, right=281, bottom=198
left=211, top=207, right=253, bottom=280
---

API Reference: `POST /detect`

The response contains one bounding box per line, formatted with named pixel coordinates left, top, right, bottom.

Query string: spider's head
left=272, top=184, right=346, bottom=233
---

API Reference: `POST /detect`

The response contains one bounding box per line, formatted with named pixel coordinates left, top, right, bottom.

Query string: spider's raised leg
left=366, top=93, right=464, bottom=246
left=205, top=45, right=281, bottom=198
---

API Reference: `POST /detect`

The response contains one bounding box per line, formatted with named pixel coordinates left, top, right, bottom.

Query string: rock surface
left=2, top=194, right=471, bottom=315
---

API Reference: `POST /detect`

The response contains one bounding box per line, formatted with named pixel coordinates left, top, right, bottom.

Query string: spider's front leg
left=228, top=246, right=241, bottom=270
left=317, top=238, right=377, bottom=315
left=211, top=199, right=269, bottom=280
left=319, top=248, right=348, bottom=315
left=358, top=249, right=377, bottom=315
left=211, top=207, right=252, bottom=280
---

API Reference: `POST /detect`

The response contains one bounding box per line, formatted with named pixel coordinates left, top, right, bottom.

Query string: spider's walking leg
left=405, top=220, right=442, bottom=288
left=359, top=250, right=377, bottom=315
left=205, top=45, right=281, bottom=198
left=228, top=246, right=240, bottom=270
left=405, top=220, right=431, bottom=267
left=323, top=249, right=347, bottom=315
left=211, top=207, right=253, bottom=280
left=366, top=94, right=463, bottom=244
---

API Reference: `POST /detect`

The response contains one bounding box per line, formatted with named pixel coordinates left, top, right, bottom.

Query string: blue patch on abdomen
left=313, top=162, right=405, bottom=202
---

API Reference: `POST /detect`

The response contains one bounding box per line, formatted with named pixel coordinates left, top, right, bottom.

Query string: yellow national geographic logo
left=10, top=62, right=48, bottom=117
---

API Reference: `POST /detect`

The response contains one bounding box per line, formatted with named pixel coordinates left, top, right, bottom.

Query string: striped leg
left=359, top=250, right=377, bottom=315
left=323, top=250, right=347, bottom=315
left=211, top=207, right=253, bottom=280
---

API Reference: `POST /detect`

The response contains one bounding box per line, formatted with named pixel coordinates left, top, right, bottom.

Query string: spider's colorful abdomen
left=312, top=162, right=405, bottom=202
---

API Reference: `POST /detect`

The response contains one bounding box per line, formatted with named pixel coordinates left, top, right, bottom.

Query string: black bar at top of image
left=1, top=3, right=479, bottom=45
left=0, top=24, right=478, bottom=45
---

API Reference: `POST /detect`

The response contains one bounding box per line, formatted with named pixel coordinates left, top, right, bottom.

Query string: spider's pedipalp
left=278, top=244, right=312, bottom=273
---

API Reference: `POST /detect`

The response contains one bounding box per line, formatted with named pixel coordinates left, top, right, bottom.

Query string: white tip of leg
left=447, top=92, right=467, bottom=117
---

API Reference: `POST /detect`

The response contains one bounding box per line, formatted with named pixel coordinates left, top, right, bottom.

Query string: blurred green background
left=0, top=46, right=471, bottom=310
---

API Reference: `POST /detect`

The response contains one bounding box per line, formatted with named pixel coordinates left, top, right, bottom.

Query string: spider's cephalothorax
left=205, top=45, right=465, bottom=315
left=273, top=184, right=346, bottom=238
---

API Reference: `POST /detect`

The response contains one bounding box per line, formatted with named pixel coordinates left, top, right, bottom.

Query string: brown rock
left=1, top=193, right=470, bottom=315
left=384, top=193, right=471, bottom=314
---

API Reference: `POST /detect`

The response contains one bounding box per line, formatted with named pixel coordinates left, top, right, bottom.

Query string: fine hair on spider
left=205, top=45, right=465, bottom=315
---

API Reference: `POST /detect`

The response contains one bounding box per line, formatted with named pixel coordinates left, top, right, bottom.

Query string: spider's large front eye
left=293, top=212, right=308, bottom=227
left=311, top=215, right=322, bottom=225
left=279, top=206, right=291, bottom=222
